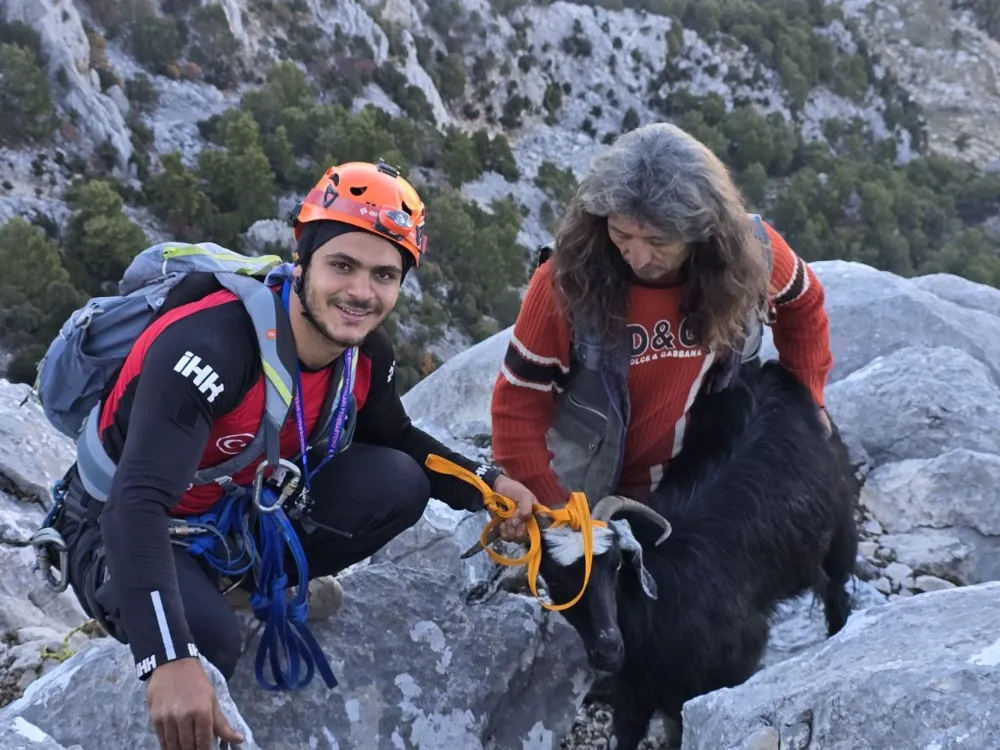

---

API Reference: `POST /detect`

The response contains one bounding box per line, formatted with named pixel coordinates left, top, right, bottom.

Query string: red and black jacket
left=95, top=277, right=492, bottom=679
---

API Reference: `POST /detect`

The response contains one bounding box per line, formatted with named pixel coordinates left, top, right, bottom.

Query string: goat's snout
left=590, top=627, right=625, bottom=673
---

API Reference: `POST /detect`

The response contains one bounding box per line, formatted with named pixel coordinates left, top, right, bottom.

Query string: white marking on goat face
left=543, top=525, right=617, bottom=566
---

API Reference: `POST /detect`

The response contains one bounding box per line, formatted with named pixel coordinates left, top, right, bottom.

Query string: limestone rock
left=1, top=0, right=132, bottom=168
left=761, top=261, right=1000, bottom=386
left=825, top=345, right=1000, bottom=466
left=0, top=643, right=259, bottom=750
left=861, top=449, right=1000, bottom=584
left=402, top=327, right=511, bottom=448
left=0, top=381, right=76, bottom=503
left=224, top=563, right=592, bottom=749
left=681, top=582, right=1000, bottom=749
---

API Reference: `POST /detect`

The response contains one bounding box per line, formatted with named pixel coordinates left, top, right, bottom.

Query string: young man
left=491, top=122, right=834, bottom=508
left=59, top=160, right=536, bottom=750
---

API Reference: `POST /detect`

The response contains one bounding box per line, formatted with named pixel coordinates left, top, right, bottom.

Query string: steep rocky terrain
left=840, top=0, right=1000, bottom=165
left=3, top=0, right=1000, bottom=387
left=2, top=2, right=1000, bottom=747
left=0, top=258, right=996, bottom=748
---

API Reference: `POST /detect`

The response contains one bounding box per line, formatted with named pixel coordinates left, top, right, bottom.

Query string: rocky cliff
left=4, top=0, right=1000, bottom=381
left=0, top=258, right=998, bottom=748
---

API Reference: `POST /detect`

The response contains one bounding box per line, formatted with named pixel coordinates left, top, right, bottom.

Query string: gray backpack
left=32, top=241, right=295, bottom=441
left=33, top=240, right=360, bottom=504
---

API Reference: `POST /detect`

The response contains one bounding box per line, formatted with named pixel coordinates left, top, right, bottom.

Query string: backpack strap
left=536, top=242, right=554, bottom=269
left=76, top=272, right=298, bottom=501
left=76, top=406, right=118, bottom=501
left=189, top=273, right=298, bottom=488
left=748, top=213, right=774, bottom=276
left=306, top=349, right=359, bottom=451
left=738, top=213, right=776, bottom=364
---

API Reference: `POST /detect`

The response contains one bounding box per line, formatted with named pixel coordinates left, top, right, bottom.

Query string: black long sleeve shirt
left=97, top=291, right=493, bottom=679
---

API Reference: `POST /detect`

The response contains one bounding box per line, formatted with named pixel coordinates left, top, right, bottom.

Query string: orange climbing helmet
left=289, top=158, right=428, bottom=267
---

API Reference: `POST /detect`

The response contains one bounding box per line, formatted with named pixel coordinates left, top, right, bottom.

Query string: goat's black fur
left=539, top=359, right=859, bottom=750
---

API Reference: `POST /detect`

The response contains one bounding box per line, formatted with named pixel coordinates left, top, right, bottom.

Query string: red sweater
left=490, top=220, right=833, bottom=506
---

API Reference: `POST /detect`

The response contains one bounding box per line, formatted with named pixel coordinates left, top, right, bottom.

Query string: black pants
left=65, top=443, right=431, bottom=681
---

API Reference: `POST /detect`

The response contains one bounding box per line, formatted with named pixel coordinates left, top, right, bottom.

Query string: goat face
left=539, top=497, right=670, bottom=673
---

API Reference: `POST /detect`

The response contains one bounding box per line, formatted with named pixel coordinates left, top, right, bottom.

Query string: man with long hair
left=490, top=122, right=833, bottom=508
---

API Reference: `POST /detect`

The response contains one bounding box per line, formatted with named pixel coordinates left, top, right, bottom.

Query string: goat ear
left=609, top=520, right=658, bottom=600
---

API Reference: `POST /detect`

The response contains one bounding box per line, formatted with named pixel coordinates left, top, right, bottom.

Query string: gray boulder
left=0, top=562, right=590, bottom=750
left=681, top=581, right=1000, bottom=749
left=759, top=260, right=1000, bottom=386
left=0, top=716, right=83, bottom=750
left=402, top=327, right=511, bottom=449
left=0, top=641, right=257, bottom=750
left=228, top=563, right=590, bottom=749
left=910, top=272, right=1000, bottom=318
left=825, top=345, right=1000, bottom=465
left=861, top=449, right=1000, bottom=584
left=369, top=498, right=494, bottom=584
left=0, top=381, right=76, bottom=503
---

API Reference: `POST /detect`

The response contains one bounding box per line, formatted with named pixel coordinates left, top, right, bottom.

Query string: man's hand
left=146, top=657, right=245, bottom=750
left=491, top=474, right=537, bottom=544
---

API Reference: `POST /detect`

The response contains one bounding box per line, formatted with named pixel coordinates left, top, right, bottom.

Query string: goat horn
left=590, top=495, right=673, bottom=546
left=459, top=513, right=555, bottom=559
left=460, top=526, right=501, bottom=559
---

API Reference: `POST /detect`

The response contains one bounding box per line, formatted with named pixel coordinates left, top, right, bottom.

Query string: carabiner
left=30, top=527, right=69, bottom=592
left=252, top=458, right=302, bottom=514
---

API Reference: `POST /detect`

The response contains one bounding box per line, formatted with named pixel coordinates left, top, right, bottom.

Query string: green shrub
left=0, top=43, right=58, bottom=145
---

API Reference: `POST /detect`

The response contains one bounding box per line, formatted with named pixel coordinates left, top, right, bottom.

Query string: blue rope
left=181, top=492, right=257, bottom=578
left=173, top=278, right=356, bottom=691
left=42, top=479, right=68, bottom=526
left=178, top=487, right=339, bottom=691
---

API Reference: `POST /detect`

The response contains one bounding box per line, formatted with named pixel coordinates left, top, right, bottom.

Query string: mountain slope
left=1, top=0, right=999, bottom=390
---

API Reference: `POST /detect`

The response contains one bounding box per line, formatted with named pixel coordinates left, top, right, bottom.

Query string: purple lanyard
left=281, top=280, right=356, bottom=493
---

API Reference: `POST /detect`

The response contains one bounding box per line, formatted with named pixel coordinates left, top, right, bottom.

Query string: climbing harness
left=168, top=457, right=338, bottom=691
left=424, top=455, right=607, bottom=612
left=166, top=277, right=359, bottom=690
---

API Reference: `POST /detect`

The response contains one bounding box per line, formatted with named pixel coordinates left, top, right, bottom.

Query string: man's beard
left=300, top=278, right=382, bottom=348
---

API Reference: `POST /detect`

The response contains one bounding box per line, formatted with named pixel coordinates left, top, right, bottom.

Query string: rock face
left=228, top=564, right=589, bottom=750
left=825, top=344, right=1000, bottom=465
left=681, top=581, right=1000, bottom=750
left=832, top=0, right=1000, bottom=164
left=1, top=0, right=133, bottom=167
left=760, top=261, right=1000, bottom=385
left=6, top=0, right=977, bottom=255
left=0, top=259, right=999, bottom=748
left=0, top=643, right=256, bottom=750
left=0, top=383, right=77, bottom=503
left=758, top=260, right=1000, bottom=601
left=0, top=383, right=92, bottom=707
left=369, top=498, right=495, bottom=584
left=402, top=327, right=512, bottom=448
left=0, top=563, right=589, bottom=750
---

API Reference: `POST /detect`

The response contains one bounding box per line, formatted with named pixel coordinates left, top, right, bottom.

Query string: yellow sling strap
left=425, top=455, right=606, bottom=612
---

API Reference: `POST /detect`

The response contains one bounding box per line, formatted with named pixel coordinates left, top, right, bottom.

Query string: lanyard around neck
left=280, top=279, right=355, bottom=493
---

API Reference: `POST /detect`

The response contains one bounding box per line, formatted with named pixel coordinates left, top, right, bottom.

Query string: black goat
left=476, top=360, right=859, bottom=750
